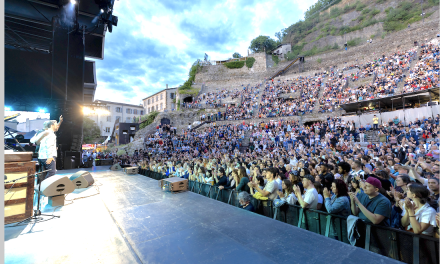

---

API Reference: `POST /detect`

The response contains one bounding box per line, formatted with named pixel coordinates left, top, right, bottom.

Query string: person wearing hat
left=293, top=174, right=319, bottom=209
left=31, top=118, right=62, bottom=179
left=349, top=177, right=392, bottom=226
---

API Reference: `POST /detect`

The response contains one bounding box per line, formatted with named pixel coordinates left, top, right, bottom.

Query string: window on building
left=156, top=96, right=159, bottom=102
left=106, top=106, right=111, bottom=111
left=105, top=127, right=110, bottom=133
left=126, top=117, right=131, bottom=122
left=160, top=94, right=163, bottom=100
left=116, top=116, right=121, bottom=121
left=156, top=105, right=158, bottom=110
left=107, top=116, right=111, bottom=122
left=133, top=109, right=138, bottom=115
left=147, top=99, right=150, bottom=105
left=140, top=110, right=144, bottom=115
left=116, top=107, right=121, bottom=113
left=172, top=103, right=175, bottom=110
left=126, top=108, right=132, bottom=114
left=160, top=103, right=163, bottom=110
left=170, top=93, right=174, bottom=99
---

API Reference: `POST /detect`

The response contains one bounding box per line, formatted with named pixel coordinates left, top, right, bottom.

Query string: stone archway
left=183, top=97, right=193, bottom=103
left=161, top=118, right=171, bottom=125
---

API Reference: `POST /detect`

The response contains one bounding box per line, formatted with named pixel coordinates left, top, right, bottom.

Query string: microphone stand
left=33, top=170, right=60, bottom=219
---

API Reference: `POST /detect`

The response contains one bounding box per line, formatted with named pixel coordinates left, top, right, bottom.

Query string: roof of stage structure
left=5, top=0, right=113, bottom=59
left=339, top=88, right=439, bottom=113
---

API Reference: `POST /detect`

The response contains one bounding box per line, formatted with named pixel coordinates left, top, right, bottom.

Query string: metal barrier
left=142, top=171, right=438, bottom=264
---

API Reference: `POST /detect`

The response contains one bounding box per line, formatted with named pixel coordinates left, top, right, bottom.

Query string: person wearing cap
left=250, top=167, right=278, bottom=200
left=349, top=177, right=392, bottom=226
left=293, top=174, right=319, bottom=209
left=31, top=119, right=60, bottom=179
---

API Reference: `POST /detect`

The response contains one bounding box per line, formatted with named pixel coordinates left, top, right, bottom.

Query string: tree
left=232, top=52, right=242, bottom=58
left=275, top=28, right=287, bottom=43
left=249, top=35, right=278, bottom=54
left=83, top=116, right=101, bottom=143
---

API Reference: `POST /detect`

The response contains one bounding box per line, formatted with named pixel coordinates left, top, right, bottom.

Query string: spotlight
left=82, top=107, right=93, bottom=115
left=38, top=108, right=46, bottom=113
left=100, top=9, right=104, bottom=13
left=5, top=106, right=11, bottom=111
left=70, top=0, right=77, bottom=4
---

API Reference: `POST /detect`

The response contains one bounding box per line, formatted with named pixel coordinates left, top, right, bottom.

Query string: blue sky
left=93, top=0, right=318, bottom=105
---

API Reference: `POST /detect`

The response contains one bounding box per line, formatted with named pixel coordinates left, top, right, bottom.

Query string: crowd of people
left=94, top=38, right=440, bottom=243
left=113, top=113, right=440, bottom=239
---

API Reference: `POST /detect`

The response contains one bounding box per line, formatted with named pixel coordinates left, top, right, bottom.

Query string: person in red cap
left=349, top=177, right=392, bottom=226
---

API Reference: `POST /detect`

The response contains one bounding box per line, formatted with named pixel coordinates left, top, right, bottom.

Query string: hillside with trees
left=248, top=0, right=439, bottom=60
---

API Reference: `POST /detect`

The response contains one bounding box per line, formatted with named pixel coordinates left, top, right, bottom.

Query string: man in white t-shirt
left=293, top=174, right=319, bottom=209
left=251, top=167, right=278, bottom=200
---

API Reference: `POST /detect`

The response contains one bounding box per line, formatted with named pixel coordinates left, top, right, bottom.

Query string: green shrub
left=332, top=43, right=339, bottom=50
left=317, top=58, right=322, bottom=64
left=383, top=2, right=421, bottom=32
left=272, top=54, right=279, bottom=65
left=285, top=51, right=296, bottom=61
left=139, top=111, right=159, bottom=129
left=347, top=38, right=362, bottom=47
left=356, top=2, right=367, bottom=11
left=246, top=57, right=256, bottom=68
left=361, top=8, right=371, bottom=15
left=343, top=4, right=356, bottom=13
left=376, top=0, right=386, bottom=3
left=177, top=100, right=181, bottom=110
left=370, top=8, right=380, bottom=17
left=330, top=7, right=341, bottom=18
left=179, top=87, right=200, bottom=95
left=224, top=61, right=245, bottom=69
left=116, top=150, right=126, bottom=156
left=381, top=32, right=386, bottom=39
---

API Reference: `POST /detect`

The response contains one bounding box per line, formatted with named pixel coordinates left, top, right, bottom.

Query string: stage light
left=100, top=9, right=104, bottom=13
left=5, top=106, right=11, bottom=111
left=82, top=107, right=93, bottom=115
left=38, top=108, right=46, bottom=113
left=70, top=0, right=77, bottom=4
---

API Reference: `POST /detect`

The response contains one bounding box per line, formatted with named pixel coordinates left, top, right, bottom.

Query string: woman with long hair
left=314, top=182, right=324, bottom=211
left=235, top=166, right=250, bottom=192
left=323, top=179, right=351, bottom=240
left=276, top=179, right=298, bottom=205
left=402, top=184, right=437, bottom=236
left=350, top=177, right=364, bottom=196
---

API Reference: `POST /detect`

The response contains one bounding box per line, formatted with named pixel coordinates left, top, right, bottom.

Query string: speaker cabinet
left=39, top=175, right=75, bottom=197
left=110, top=164, right=121, bottom=171
left=124, top=167, right=138, bottom=175
left=69, top=171, right=94, bottom=188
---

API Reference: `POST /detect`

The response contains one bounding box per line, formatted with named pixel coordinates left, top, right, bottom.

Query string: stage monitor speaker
left=39, top=175, right=75, bottom=197
left=64, top=157, right=76, bottom=170
left=110, top=164, right=121, bottom=171
left=69, top=171, right=94, bottom=188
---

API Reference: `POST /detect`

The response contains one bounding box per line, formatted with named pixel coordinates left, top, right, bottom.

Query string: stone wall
left=194, top=109, right=346, bottom=130
left=194, top=52, right=268, bottom=88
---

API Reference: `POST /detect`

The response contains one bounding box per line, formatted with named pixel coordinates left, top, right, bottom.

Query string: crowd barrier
left=138, top=169, right=438, bottom=264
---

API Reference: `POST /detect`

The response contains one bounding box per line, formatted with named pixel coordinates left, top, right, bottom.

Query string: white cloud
left=95, top=0, right=317, bottom=105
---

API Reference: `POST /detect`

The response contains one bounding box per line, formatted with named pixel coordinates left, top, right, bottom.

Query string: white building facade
left=87, top=100, right=144, bottom=139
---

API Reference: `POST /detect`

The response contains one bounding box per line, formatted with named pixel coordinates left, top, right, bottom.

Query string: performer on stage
left=31, top=116, right=63, bottom=179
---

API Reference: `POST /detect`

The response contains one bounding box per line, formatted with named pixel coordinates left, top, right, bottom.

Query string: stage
left=5, top=168, right=402, bottom=264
